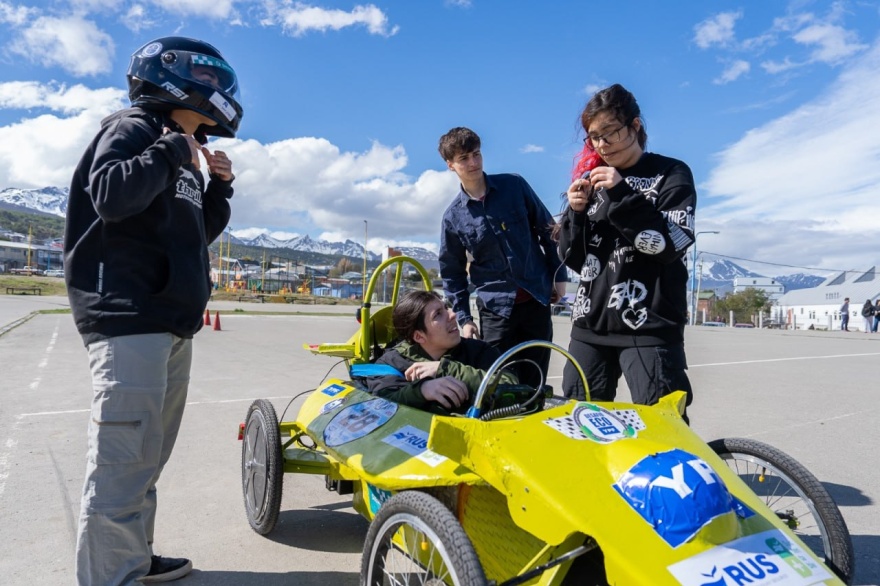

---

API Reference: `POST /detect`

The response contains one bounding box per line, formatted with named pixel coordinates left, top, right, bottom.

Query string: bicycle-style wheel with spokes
left=361, top=491, right=487, bottom=586
left=709, top=437, right=854, bottom=584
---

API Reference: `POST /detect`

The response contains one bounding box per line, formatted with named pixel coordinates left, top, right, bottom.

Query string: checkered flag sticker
left=544, top=408, right=646, bottom=440
left=191, top=54, right=233, bottom=73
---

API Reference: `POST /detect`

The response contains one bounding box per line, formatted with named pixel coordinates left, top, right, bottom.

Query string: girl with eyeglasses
left=554, top=84, right=697, bottom=420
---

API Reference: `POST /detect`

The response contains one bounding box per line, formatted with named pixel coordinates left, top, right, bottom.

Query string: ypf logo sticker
left=572, top=402, right=636, bottom=444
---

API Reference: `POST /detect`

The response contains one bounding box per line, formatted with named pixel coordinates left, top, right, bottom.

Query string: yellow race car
left=239, top=256, right=853, bottom=586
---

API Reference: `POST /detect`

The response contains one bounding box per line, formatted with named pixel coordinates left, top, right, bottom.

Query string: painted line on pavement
left=689, top=352, right=880, bottom=368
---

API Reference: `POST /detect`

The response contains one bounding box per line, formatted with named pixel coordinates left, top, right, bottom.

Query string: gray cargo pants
left=75, top=333, right=191, bottom=586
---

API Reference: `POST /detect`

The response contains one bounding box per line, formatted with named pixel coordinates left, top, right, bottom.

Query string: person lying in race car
left=365, top=290, right=517, bottom=414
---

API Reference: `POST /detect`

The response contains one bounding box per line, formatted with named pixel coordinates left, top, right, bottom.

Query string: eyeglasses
left=583, top=124, right=628, bottom=147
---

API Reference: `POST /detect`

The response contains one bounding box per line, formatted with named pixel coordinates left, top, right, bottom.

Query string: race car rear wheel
left=242, top=399, right=283, bottom=535
left=361, top=490, right=487, bottom=586
left=709, top=437, right=854, bottom=584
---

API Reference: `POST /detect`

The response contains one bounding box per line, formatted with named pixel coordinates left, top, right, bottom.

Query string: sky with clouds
left=1, top=0, right=879, bottom=277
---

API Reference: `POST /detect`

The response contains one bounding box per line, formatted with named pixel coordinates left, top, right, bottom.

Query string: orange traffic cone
left=204, top=309, right=211, bottom=326
left=213, top=311, right=221, bottom=331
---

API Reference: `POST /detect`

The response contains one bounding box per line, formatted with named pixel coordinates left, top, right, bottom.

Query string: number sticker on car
left=323, top=398, right=398, bottom=447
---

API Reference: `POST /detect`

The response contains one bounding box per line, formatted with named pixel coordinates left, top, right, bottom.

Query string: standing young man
left=840, top=297, right=850, bottom=331
left=64, top=36, right=243, bottom=585
left=438, top=127, right=566, bottom=390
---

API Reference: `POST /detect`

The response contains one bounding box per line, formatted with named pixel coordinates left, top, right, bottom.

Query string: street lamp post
left=690, top=230, right=719, bottom=326
left=362, top=220, right=368, bottom=301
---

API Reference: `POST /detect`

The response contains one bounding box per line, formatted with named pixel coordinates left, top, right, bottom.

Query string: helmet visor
left=161, top=50, right=239, bottom=98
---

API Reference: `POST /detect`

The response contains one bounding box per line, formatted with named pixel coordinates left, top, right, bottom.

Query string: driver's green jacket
left=366, top=339, right=517, bottom=414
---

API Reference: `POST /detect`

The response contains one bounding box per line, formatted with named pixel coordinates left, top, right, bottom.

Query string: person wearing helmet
left=64, top=36, right=243, bottom=585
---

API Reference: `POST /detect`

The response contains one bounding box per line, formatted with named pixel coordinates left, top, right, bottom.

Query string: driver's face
left=191, top=65, right=221, bottom=90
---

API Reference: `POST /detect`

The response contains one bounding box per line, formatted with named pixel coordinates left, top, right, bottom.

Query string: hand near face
left=202, top=148, right=234, bottom=181
left=405, top=361, right=441, bottom=382
left=462, top=321, right=480, bottom=340
left=420, top=376, right=469, bottom=409
left=588, top=166, right=624, bottom=191
left=164, top=127, right=203, bottom=170
left=566, top=177, right=593, bottom=212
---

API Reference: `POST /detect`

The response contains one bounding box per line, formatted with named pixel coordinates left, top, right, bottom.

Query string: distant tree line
left=716, top=288, right=772, bottom=324
left=0, top=209, right=65, bottom=241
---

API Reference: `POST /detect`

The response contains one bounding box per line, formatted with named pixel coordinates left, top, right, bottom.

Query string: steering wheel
left=466, top=340, right=589, bottom=419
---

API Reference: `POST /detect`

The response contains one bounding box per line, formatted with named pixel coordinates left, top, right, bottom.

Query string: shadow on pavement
left=185, top=570, right=358, bottom=585
left=851, top=534, right=880, bottom=585
left=264, top=506, right=368, bottom=553
left=823, top=481, right=874, bottom=507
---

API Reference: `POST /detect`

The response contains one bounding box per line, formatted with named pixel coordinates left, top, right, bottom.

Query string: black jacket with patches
left=64, top=107, right=233, bottom=345
left=557, top=153, right=696, bottom=347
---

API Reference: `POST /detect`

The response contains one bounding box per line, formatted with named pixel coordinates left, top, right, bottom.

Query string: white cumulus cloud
left=693, top=11, right=741, bottom=49
left=146, top=0, right=237, bottom=20
left=713, top=60, right=750, bottom=85
left=701, top=37, right=880, bottom=270
left=266, top=3, right=399, bottom=37
left=0, top=82, right=125, bottom=188
left=8, top=15, right=115, bottom=77
left=196, top=136, right=456, bottom=243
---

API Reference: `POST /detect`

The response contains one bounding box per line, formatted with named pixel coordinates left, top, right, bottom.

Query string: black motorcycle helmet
left=127, top=36, right=243, bottom=139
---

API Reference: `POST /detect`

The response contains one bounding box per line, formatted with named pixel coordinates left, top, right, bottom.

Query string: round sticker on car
left=573, top=402, right=636, bottom=444
left=323, top=398, right=398, bottom=447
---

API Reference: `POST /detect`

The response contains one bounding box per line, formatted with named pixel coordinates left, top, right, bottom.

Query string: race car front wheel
left=709, top=437, right=854, bottom=584
left=361, top=490, right=487, bottom=586
left=242, top=399, right=284, bottom=535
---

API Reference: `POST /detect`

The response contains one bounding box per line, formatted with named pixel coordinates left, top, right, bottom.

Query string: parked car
left=701, top=321, right=726, bottom=327
left=734, top=323, right=755, bottom=328
left=9, top=266, right=43, bottom=276
left=45, top=269, right=65, bottom=278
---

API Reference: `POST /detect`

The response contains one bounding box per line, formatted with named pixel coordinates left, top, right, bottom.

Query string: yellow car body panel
left=293, top=382, right=842, bottom=585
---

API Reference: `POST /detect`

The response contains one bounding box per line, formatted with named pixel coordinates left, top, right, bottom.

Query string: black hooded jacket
left=64, top=107, right=232, bottom=344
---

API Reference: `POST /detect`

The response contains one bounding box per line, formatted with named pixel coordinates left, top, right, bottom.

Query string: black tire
left=709, top=437, right=854, bottom=584
left=361, top=491, right=487, bottom=586
left=241, top=399, right=284, bottom=535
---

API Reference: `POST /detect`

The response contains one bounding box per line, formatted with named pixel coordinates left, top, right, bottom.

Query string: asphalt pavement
left=1, top=295, right=878, bottom=585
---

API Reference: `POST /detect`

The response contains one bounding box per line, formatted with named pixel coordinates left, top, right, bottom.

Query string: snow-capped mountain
left=1, top=185, right=439, bottom=265
left=773, top=273, right=825, bottom=291
left=234, top=233, right=438, bottom=265
left=693, top=259, right=822, bottom=294
left=0, top=186, right=69, bottom=217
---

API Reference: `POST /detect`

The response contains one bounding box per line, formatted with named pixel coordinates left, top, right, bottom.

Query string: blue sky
left=1, top=0, right=879, bottom=277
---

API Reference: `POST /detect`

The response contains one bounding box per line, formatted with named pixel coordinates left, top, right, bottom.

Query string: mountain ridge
left=0, top=186, right=437, bottom=266
left=1, top=186, right=826, bottom=289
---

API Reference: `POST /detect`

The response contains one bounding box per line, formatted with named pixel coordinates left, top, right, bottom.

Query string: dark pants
left=562, top=338, right=693, bottom=411
left=841, top=315, right=849, bottom=331
left=477, top=297, right=552, bottom=390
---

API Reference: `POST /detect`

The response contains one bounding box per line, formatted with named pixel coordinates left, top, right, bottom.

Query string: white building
left=733, top=276, right=784, bottom=302
left=777, top=266, right=880, bottom=331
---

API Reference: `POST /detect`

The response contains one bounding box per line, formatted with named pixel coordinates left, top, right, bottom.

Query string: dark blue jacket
left=439, top=173, right=565, bottom=326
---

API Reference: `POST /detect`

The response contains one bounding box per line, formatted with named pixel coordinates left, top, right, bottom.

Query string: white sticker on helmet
left=209, top=91, right=236, bottom=122
left=141, top=42, right=162, bottom=57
